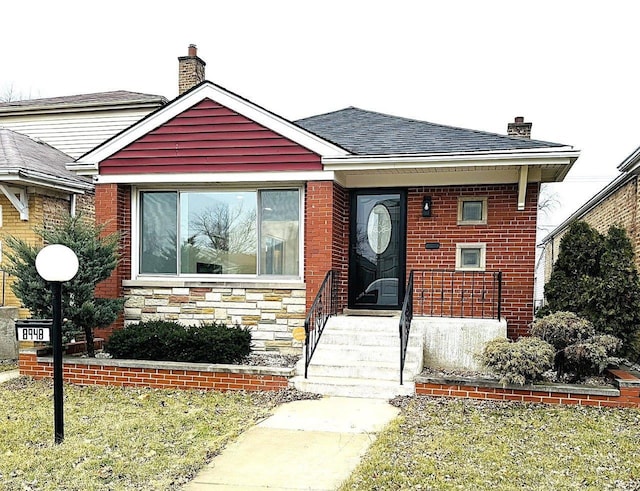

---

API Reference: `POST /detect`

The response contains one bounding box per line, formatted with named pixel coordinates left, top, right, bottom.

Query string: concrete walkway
left=183, top=396, right=400, bottom=490
left=0, top=369, right=19, bottom=384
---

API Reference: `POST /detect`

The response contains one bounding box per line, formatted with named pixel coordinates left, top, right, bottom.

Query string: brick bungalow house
left=69, top=47, right=579, bottom=390
left=541, top=145, right=640, bottom=285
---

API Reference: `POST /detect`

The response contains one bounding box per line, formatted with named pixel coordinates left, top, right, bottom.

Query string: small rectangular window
left=458, top=197, right=487, bottom=225
left=456, top=243, right=486, bottom=271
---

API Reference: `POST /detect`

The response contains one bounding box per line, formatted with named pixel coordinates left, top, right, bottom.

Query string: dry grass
left=0, top=378, right=278, bottom=490
left=0, top=361, right=18, bottom=372
left=340, top=396, right=640, bottom=490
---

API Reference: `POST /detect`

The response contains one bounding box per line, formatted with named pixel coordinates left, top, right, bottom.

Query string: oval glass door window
left=367, top=204, right=392, bottom=254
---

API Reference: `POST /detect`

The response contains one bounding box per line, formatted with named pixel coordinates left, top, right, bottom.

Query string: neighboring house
left=0, top=80, right=165, bottom=314
left=540, top=145, right=640, bottom=291
left=0, top=128, right=93, bottom=312
left=70, top=46, right=579, bottom=356
left=0, top=91, right=167, bottom=159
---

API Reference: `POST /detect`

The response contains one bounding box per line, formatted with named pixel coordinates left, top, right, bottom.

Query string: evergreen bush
left=543, top=222, right=640, bottom=359
left=3, top=214, right=123, bottom=356
left=105, top=320, right=252, bottom=364
left=481, top=337, right=555, bottom=386
left=530, top=312, right=595, bottom=350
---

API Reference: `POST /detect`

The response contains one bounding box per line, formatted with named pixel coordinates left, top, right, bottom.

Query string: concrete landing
left=183, top=396, right=399, bottom=490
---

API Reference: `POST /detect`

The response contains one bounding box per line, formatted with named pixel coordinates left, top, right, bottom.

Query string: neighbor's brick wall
left=1, top=190, right=93, bottom=315
left=19, top=351, right=288, bottom=391
left=406, top=183, right=539, bottom=339
left=544, top=176, right=640, bottom=287
left=305, top=181, right=349, bottom=311
left=123, top=285, right=306, bottom=353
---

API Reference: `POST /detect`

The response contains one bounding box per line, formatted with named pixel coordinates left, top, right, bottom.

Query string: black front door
left=349, top=190, right=406, bottom=309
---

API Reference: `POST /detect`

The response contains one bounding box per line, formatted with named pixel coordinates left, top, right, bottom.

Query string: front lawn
left=0, top=361, right=18, bottom=372
left=340, top=396, right=640, bottom=490
left=0, top=378, right=277, bottom=490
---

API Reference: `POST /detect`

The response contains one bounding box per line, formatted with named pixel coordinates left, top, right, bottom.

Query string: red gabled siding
left=99, top=99, right=321, bottom=175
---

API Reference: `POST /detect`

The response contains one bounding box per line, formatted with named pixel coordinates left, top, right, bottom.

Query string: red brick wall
left=94, top=183, right=131, bottom=339
left=304, top=181, right=348, bottom=310
left=304, top=182, right=537, bottom=335
left=19, top=352, right=288, bottom=392
left=406, top=183, right=539, bottom=338
left=416, top=373, right=640, bottom=408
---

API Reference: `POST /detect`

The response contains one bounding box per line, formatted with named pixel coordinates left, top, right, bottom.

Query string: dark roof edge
left=0, top=93, right=168, bottom=114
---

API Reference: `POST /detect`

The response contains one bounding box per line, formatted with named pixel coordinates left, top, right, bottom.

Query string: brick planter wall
left=19, top=350, right=291, bottom=392
left=416, top=368, right=640, bottom=408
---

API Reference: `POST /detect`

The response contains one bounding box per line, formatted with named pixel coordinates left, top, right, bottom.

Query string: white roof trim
left=617, top=145, right=640, bottom=173
left=539, top=172, right=626, bottom=245
left=0, top=170, right=91, bottom=193
left=94, top=170, right=336, bottom=185
left=322, top=148, right=579, bottom=171
left=73, top=82, right=349, bottom=172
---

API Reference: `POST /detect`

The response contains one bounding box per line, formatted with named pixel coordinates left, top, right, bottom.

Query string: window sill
left=123, top=277, right=306, bottom=290
left=456, top=221, right=488, bottom=226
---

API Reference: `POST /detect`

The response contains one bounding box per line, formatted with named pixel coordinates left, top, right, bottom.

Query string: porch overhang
left=323, top=147, right=579, bottom=208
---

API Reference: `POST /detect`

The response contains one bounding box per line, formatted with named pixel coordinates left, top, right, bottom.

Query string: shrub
left=564, top=335, right=622, bottom=379
left=3, top=213, right=123, bottom=356
left=530, top=312, right=595, bottom=350
left=543, top=222, right=640, bottom=357
left=105, top=320, right=251, bottom=364
left=481, top=337, right=555, bottom=386
left=530, top=312, right=621, bottom=380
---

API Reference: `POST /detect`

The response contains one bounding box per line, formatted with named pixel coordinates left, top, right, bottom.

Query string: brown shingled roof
left=0, top=91, right=167, bottom=112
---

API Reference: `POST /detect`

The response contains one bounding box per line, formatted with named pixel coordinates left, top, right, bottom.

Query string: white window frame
left=457, top=197, right=488, bottom=225
left=131, top=185, right=305, bottom=282
left=456, top=243, right=487, bottom=271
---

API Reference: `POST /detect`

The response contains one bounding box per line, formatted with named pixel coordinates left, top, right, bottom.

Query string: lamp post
left=35, top=244, right=79, bottom=444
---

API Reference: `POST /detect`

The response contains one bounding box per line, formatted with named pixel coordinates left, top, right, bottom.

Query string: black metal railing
left=413, top=270, right=502, bottom=320
left=399, top=270, right=414, bottom=385
left=304, top=270, right=338, bottom=378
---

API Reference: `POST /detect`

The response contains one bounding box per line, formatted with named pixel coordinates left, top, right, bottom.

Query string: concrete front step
left=311, top=345, right=422, bottom=364
left=294, top=315, right=425, bottom=398
left=319, top=330, right=423, bottom=348
left=305, top=361, right=419, bottom=381
left=292, top=375, right=414, bottom=399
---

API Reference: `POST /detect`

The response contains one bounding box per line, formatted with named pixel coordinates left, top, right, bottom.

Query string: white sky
left=2, top=0, right=639, bottom=234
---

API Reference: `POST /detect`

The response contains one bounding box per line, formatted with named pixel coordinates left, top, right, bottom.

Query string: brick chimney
left=507, top=116, right=532, bottom=139
left=178, top=44, right=206, bottom=95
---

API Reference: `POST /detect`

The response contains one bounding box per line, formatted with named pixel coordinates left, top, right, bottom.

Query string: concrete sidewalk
left=0, top=369, right=19, bottom=384
left=183, top=396, right=400, bottom=490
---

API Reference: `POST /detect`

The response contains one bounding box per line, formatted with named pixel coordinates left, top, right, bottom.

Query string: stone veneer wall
left=122, top=284, right=306, bottom=354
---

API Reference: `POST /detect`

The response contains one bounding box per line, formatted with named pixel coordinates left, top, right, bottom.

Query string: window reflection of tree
left=183, top=202, right=257, bottom=274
